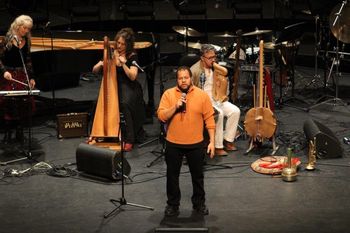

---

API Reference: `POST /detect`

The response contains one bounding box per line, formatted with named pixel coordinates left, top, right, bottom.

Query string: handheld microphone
left=181, top=92, right=186, bottom=113
left=132, top=61, right=144, bottom=72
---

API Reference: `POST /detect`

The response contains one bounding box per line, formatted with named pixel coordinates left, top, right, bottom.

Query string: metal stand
left=141, top=56, right=168, bottom=167
left=138, top=55, right=167, bottom=149
left=277, top=41, right=309, bottom=111
left=303, top=15, right=323, bottom=89
left=104, top=113, right=154, bottom=218
left=307, top=1, right=349, bottom=112
left=146, top=122, right=166, bottom=167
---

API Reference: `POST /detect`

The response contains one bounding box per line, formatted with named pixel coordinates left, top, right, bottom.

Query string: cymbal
left=179, top=41, right=202, bottom=49
left=172, top=26, right=204, bottom=37
left=329, top=3, right=350, bottom=43
left=243, top=29, right=272, bottom=36
left=213, top=33, right=237, bottom=38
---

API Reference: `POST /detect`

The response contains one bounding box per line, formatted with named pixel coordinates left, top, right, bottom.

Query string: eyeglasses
left=202, top=55, right=216, bottom=60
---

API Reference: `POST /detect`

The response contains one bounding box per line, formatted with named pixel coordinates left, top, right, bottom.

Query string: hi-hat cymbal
left=172, top=26, right=204, bottom=37
left=179, top=41, right=202, bottom=49
left=329, top=3, right=350, bottom=43
left=213, top=32, right=237, bottom=38
left=243, top=29, right=272, bottom=36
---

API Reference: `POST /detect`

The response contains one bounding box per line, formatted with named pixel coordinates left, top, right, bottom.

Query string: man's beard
left=177, top=83, right=191, bottom=93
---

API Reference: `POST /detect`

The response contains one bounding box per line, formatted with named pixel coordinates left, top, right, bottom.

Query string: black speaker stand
left=104, top=113, right=154, bottom=218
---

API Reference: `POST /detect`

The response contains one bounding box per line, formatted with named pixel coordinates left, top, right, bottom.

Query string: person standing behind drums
left=191, top=44, right=240, bottom=156
left=0, top=15, right=36, bottom=144
left=92, top=28, right=146, bottom=152
left=157, top=66, right=215, bottom=217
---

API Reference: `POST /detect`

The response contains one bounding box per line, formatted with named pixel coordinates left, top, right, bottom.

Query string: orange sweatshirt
left=157, top=85, right=215, bottom=145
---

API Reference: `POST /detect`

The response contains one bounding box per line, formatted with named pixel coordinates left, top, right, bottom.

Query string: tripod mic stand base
left=0, top=150, right=36, bottom=166
left=147, top=149, right=164, bottom=167
left=104, top=197, right=154, bottom=218
left=307, top=97, right=349, bottom=112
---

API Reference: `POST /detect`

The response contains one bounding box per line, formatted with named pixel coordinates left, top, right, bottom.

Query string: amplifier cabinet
left=57, top=112, right=88, bottom=139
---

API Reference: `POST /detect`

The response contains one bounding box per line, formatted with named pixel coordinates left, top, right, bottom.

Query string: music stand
left=104, top=113, right=154, bottom=218
left=0, top=38, right=36, bottom=166
left=307, top=1, right=349, bottom=112
left=275, top=22, right=309, bottom=111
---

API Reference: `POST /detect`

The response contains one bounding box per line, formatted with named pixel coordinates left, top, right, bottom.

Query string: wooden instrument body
left=212, top=62, right=228, bottom=102
left=90, top=36, right=120, bottom=140
left=244, top=40, right=277, bottom=141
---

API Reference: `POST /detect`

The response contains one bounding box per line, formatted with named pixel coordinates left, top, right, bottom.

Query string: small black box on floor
left=76, top=143, right=130, bottom=180
left=56, top=112, right=88, bottom=139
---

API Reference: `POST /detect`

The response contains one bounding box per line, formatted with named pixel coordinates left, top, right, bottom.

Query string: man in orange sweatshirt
left=157, top=66, right=215, bottom=217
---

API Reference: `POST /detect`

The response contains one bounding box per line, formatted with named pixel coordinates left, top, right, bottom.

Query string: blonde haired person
left=0, top=15, right=36, bottom=143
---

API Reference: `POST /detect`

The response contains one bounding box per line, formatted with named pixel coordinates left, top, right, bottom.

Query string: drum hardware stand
left=276, top=42, right=309, bottom=111
left=104, top=113, right=154, bottom=218
left=0, top=38, right=36, bottom=166
left=307, top=0, right=349, bottom=112
left=146, top=122, right=166, bottom=167
left=139, top=55, right=167, bottom=167
left=303, top=14, right=323, bottom=89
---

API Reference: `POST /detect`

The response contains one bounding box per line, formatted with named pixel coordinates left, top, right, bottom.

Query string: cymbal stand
left=138, top=53, right=167, bottom=149
left=303, top=15, right=322, bottom=89
left=139, top=55, right=167, bottom=167
left=104, top=113, right=154, bottom=218
left=0, top=39, right=35, bottom=166
left=307, top=0, right=349, bottom=112
left=277, top=42, right=308, bottom=111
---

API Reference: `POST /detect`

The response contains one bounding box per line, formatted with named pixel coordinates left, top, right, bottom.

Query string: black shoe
left=193, top=204, right=209, bottom=215
left=164, top=205, right=179, bottom=217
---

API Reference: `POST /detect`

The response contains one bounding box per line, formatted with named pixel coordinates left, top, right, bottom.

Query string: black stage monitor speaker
left=303, top=119, right=343, bottom=159
left=76, top=143, right=131, bottom=180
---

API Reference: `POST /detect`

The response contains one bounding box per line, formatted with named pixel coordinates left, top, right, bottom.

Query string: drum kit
left=171, top=1, right=350, bottom=109
left=173, top=25, right=276, bottom=66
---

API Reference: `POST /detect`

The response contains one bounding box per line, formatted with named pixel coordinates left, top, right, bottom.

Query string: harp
left=89, top=36, right=120, bottom=150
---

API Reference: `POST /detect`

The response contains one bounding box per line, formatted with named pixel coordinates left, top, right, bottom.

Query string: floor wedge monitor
left=303, top=119, right=343, bottom=159
left=76, top=143, right=130, bottom=180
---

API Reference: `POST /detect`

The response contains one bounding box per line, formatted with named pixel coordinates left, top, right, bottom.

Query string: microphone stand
left=0, top=38, right=35, bottom=165
left=104, top=113, right=154, bottom=218
left=43, top=22, right=57, bottom=123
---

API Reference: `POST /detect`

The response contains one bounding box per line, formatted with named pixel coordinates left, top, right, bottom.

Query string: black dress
left=116, top=54, right=146, bottom=144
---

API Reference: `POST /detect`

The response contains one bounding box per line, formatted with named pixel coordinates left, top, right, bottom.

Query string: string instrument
left=212, top=62, right=228, bottom=102
left=231, top=30, right=242, bottom=103
left=30, top=37, right=152, bottom=51
left=89, top=36, right=120, bottom=148
left=244, top=40, right=277, bottom=142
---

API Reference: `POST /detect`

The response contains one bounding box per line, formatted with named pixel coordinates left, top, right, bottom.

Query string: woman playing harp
left=92, top=28, right=146, bottom=151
